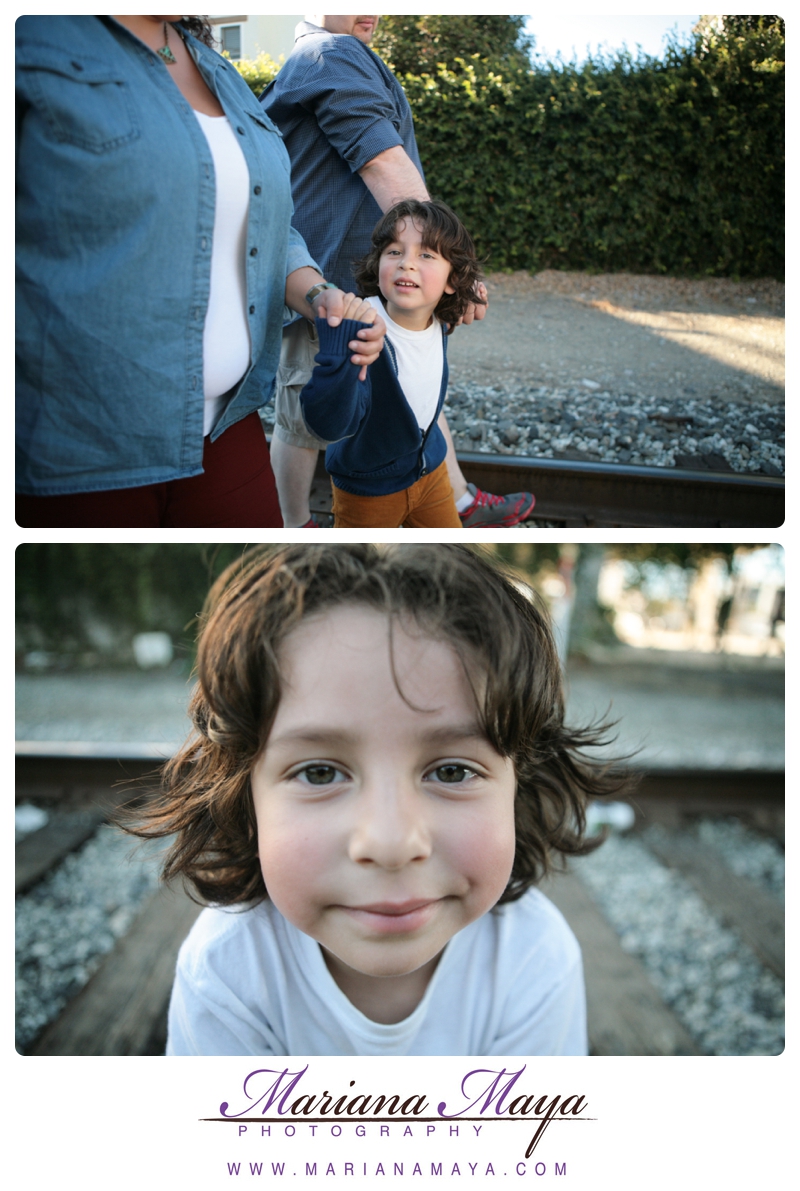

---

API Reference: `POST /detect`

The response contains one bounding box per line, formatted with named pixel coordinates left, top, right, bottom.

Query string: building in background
left=207, top=14, right=302, bottom=62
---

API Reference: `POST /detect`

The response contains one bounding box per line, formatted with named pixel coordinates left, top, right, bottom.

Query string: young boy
left=130, top=544, right=623, bottom=1056
left=299, top=200, right=493, bottom=528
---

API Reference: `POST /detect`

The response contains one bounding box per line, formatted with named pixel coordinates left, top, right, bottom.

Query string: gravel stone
left=575, top=832, right=784, bottom=1055
left=441, top=385, right=785, bottom=476
left=690, top=817, right=784, bottom=901
left=15, top=825, right=163, bottom=1051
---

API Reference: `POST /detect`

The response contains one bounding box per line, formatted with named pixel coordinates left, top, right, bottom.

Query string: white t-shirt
left=166, top=888, right=587, bottom=1056
left=366, top=295, right=444, bottom=431
left=194, top=112, right=252, bottom=435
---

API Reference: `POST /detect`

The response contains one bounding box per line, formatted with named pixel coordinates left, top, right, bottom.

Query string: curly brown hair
left=177, top=17, right=216, bottom=49
left=123, top=544, right=630, bottom=907
left=354, top=199, right=486, bottom=334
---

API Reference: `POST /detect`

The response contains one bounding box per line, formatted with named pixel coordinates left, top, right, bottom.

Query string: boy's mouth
left=339, top=899, right=440, bottom=933
left=394, top=279, right=419, bottom=289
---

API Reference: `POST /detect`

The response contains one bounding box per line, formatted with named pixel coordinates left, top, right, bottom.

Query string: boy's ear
left=445, top=274, right=455, bottom=296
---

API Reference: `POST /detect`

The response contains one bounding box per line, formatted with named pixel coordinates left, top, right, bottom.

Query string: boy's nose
left=348, top=784, right=431, bottom=870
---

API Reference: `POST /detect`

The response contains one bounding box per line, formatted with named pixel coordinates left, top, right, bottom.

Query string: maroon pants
left=16, top=413, right=281, bottom=529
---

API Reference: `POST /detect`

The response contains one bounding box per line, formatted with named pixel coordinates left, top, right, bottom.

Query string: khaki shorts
left=272, top=318, right=331, bottom=450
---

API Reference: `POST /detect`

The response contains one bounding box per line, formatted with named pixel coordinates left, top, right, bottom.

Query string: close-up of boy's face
left=250, top=603, right=517, bottom=1002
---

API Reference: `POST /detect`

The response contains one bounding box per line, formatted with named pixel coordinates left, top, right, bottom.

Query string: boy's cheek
left=257, top=832, right=331, bottom=923
left=448, top=817, right=516, bottom=899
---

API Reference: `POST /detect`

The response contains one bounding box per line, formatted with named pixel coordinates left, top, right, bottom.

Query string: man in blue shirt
left=262, top=16, right=535, bottom=528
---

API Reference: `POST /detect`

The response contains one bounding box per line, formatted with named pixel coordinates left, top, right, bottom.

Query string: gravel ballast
left=575, top=820, right=784, bottom=1056
left=692, top=815, right=785, bottom=900
left=443, top=384, right=785, bottom=477
left=15, top=825, right=162, bottom=1051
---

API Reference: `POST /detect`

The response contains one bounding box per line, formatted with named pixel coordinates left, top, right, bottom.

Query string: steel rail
left=455, top=451, right=784, bottom=528
left=306, top=448, right=783, bottom=528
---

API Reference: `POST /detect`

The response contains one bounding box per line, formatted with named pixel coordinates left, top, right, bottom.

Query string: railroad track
left=307, top=450, right=784, bottom=528
left=16, top=754, right=784, bottom=1057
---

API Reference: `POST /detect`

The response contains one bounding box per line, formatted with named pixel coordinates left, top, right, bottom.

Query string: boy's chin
left=320, top=941, right=443, bottom=983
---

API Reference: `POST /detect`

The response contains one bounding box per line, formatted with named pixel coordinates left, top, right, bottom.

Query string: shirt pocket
left=245, top=108, right=290, bottom=177
left=17, top=45, right=139, bottom=153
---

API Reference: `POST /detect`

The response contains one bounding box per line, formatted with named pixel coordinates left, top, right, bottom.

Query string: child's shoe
left=299, top=517, right=319, bottom=528
left=459, top=483, right=535, bottom=528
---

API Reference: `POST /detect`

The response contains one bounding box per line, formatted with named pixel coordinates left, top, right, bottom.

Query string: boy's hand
left=459, top=282, right=489, bottom=326
left=314, top=290, right=384, bottom=381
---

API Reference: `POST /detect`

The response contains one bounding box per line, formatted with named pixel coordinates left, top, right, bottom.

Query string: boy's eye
left=427, top=763, right=476, bottom=784
left=296, top=764, right=346, bottom=786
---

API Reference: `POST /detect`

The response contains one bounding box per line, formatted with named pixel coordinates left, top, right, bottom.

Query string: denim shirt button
left=253, top=185, right=262, bottom=195
left=249, top=247, right=258, bottom=257
left=237, top=126, right=245, bottom=135
left=249, top=305, right=255, bottom=315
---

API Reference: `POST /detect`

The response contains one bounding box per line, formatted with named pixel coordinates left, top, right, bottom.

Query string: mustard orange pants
left=332, top=461, right=461, bottom=528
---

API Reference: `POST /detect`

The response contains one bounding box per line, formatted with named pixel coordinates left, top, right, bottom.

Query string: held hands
left=459, top=281, right=489, bottom=326
left=312, top=290, right=384, bottom=381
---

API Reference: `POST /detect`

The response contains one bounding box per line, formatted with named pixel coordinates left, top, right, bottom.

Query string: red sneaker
left=459, top=483, right=535, bottom=527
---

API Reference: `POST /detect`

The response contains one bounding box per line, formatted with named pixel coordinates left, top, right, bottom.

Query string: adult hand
left=459, top=282, right=489, bottom=326
left=313, top=290, right=384, bottom=381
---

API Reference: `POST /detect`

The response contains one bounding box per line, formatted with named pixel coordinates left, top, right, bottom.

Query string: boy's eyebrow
left=268, top=722, right=489, bottom=749
left=418, top=722, right=488, bottom=744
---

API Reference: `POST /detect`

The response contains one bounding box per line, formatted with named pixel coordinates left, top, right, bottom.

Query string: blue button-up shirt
left=16, top=16, right=318, bottom=496
left=261, top=22, right=425, bottom=292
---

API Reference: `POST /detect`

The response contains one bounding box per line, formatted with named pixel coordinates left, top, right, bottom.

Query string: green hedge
left=235, top=25, right=783, bottom=278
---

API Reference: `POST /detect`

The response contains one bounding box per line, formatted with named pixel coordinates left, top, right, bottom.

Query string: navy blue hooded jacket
left=300, top=317, right=448, bottom=497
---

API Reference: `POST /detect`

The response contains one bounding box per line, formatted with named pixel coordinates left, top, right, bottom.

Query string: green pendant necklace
left=156, top=21, right=177, bottom=65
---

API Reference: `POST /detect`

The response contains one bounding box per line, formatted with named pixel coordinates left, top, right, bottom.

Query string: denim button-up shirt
left=262, top=22, right=424, bottom=293
left=16, top=16, right=318, bottom=496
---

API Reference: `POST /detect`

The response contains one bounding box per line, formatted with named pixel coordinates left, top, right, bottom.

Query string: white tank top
left=194, top=111, right=252, bottom=435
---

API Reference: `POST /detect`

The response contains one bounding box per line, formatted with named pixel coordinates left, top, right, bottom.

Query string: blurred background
left=16, top=543, right=784, bottom=1057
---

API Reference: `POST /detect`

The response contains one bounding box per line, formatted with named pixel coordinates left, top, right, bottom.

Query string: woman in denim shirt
left=16, top=16, right=383, bottom=527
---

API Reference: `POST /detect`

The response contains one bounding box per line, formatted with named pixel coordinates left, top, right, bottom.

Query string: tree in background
left=373, top=14, right=532, bottom=73
left=722, top=16, right=785, bottom=37
left=491, top=543, right=758, bottom=660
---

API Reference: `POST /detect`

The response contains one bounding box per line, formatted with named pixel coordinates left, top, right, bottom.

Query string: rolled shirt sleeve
left=286, top=224, right=320, bottom=278
left=309, top=51, right=405, bottom=172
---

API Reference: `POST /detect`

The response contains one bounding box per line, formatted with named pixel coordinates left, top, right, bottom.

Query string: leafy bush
left=232, top=51, right=280, bottom=97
